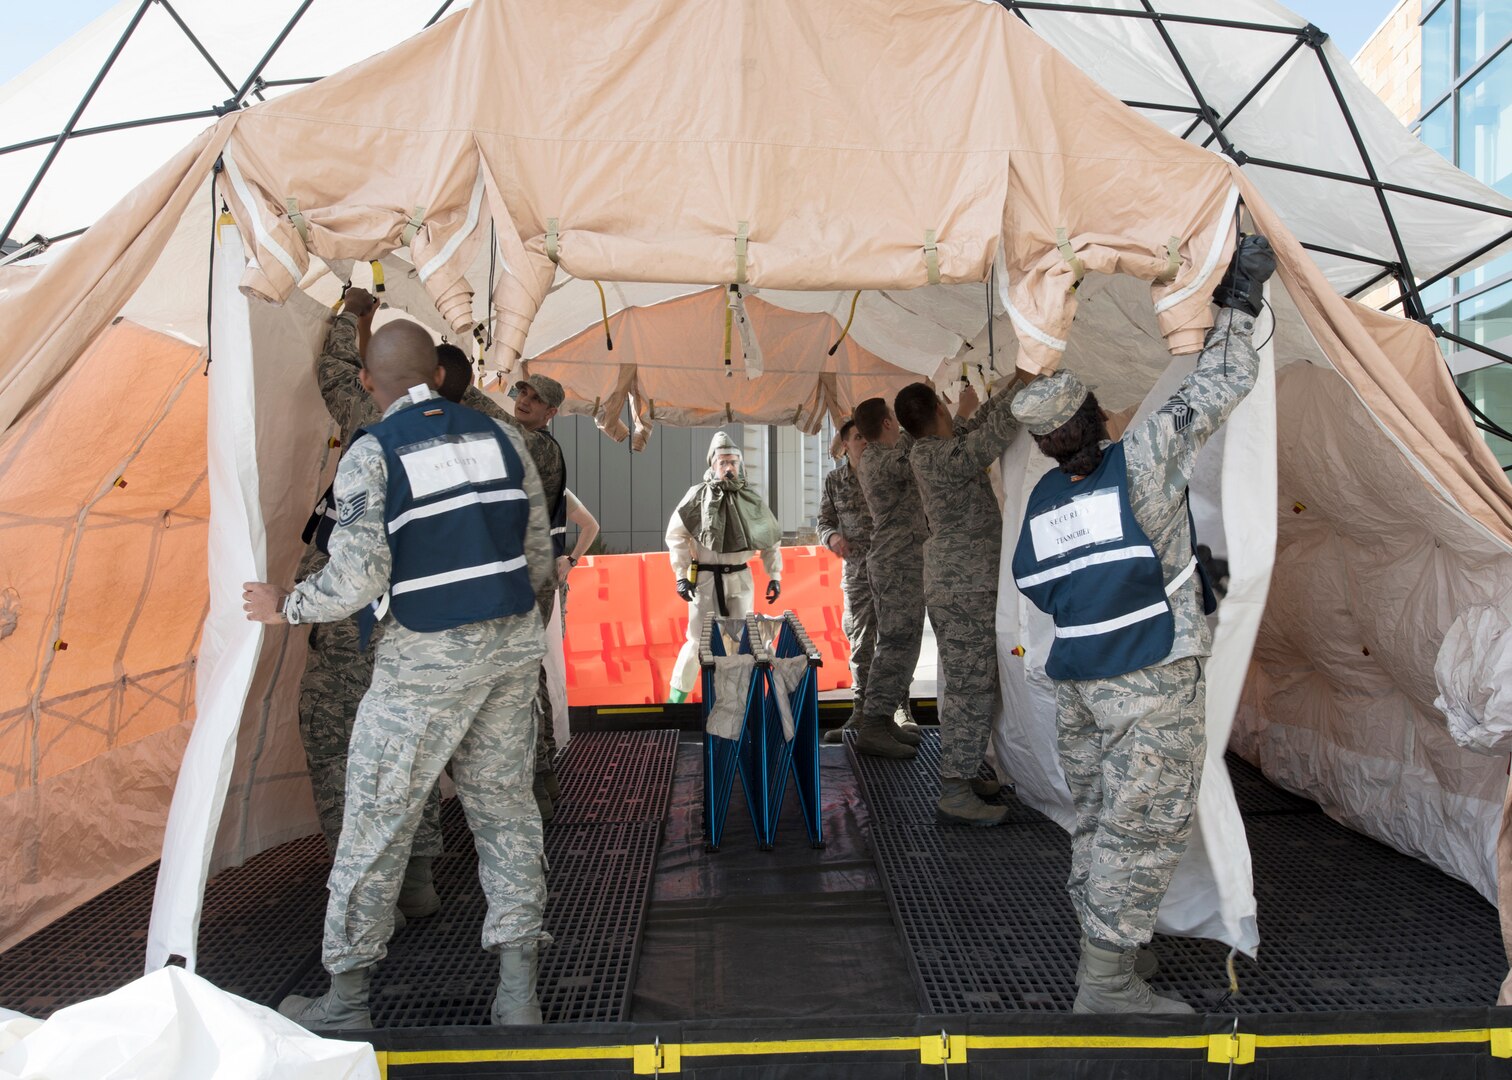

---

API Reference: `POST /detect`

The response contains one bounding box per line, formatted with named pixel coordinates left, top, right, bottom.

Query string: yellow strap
left=545, top=218, right=560, bottom=264
left=283, top=197, right=309, bottom=243
left=1056, top=227, right=1086, bottom=293
left=1154, top=234, right=1182, bottom=284
left=648, top=398, right=656, bottom=421
left=216, top=208, right=235, bottom=245
left=401, top=205, right=427, bottom=246
left=725, top=402, right=733, bottom=423
left=827, top=290, right=861, bottom=355
left=734, top=221, right=749, bottom=284
left=369, top=260, right=386, bottom=294
left=923, top=228, right=940, bottom=285
left=593, top=280, right=614, bottom=350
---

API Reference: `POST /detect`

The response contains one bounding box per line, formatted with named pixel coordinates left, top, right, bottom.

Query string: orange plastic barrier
left=562, top=546, right=852, bottom=707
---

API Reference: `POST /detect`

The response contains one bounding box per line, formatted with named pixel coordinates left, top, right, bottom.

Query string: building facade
left=1356, top=0, right=1512, bottom=467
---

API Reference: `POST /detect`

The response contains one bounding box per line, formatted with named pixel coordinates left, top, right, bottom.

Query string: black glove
left=1212, top=233, right=1276, bottom=317
left=765, top=580, right=781, bottom=604
left=676, top=578, right=696, bottom=602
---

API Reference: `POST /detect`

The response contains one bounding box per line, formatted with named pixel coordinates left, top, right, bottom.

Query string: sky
left=0, top=0, right=1403, bottom=86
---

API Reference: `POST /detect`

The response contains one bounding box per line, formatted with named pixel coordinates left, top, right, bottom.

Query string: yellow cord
left=593, top=280, right=614, bottom=350
left=827, top=290, right=862, bottom=355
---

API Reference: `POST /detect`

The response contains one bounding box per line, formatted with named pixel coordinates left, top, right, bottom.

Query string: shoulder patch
left=336, top=491, right=368, bottom=527
left=1158, top=394, right=1193, bottom=432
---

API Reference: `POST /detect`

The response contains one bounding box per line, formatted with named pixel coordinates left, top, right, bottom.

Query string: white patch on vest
left=399, top=434, right=508, bottom=499
left=1029, top=489, right=1123, bottom=562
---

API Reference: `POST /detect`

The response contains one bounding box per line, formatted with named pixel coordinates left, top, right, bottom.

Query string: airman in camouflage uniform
left=900, top=380, right=1021, bottom=823
left=250, top=319, right=556, bottom=1030
left=298, top=296, right=519, bottom=919
left=852, top=401, right=929, bottom=759
left=817, top=421, right=877, bottom=743
left=1011, top=234, right=1274, bottom=1014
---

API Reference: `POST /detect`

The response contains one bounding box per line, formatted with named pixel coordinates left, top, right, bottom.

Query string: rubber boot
left=667, top=688, right=689, bottom=704
left=1077, top=934, right=1158, bottom=984
left=278, top=968, right=373, bottom=1031
left=1211, top=233, right=1276, bottom=317
left=398, top=855, right=441, bottom=920
left=892, top=703, right=923, bottom=746
left=935, top=778, right=1008, bottom=826
left=392, top=907, right=407, bottom=932
left=543, top=766, right=561, bottom=802
left=492, top=943, right=543, bottom=1025
left=534, top=773, right=555, bottom=824
left=822, top=708, right=861, bottom=745
left=853, top=712, right=917, bottom=759
left=1073, top=940, right=1193, bottom=1015
left=970, top=775, right=1003, bottom=799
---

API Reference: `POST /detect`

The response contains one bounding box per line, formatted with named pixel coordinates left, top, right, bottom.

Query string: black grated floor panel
left=1, top=730, right=675, bottom=1026
left=848, top=729, right=1050, bottom=826
left=852, top=729, right=1506, bottom=1016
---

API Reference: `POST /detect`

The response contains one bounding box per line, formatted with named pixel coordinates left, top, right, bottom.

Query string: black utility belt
left=692, top=562, right=749, bottom=574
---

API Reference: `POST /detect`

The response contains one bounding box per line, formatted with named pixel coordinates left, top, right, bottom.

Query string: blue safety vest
left=1012, top=441, right=1210, bottom=682
left=358, top=393, right=536, bottom=636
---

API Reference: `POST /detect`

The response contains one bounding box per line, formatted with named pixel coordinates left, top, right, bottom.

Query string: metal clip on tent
left=698, top=611, right=824, bottom=851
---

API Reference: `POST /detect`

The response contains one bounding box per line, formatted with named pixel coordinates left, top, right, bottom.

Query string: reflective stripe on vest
left=1051, top=556, right=1195, bottom=639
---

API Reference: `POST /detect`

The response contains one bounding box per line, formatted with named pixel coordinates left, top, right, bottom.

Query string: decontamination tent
left=0, top=0, right=1510, bottom=988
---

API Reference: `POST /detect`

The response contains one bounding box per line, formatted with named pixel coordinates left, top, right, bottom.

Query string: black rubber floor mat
left=553, top=728, right=678, bottom=825
left=854, top=730, right=1505, bottom=1015
left=1225, top=752, right=1320, bottom=816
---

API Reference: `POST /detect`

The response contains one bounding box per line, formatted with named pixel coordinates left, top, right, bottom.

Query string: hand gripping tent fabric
left=0, top=0, right=1509, bottom=988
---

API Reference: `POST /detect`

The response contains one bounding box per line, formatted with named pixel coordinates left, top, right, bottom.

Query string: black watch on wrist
left=567, top=555, right=579, bottom=567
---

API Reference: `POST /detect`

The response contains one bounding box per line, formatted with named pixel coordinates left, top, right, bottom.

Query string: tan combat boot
left=278, top=968, right=374, bottom=1031
left=492, top=942, right=543, bottom=1025
left=935, top=778, right=1008, bottom=826
left=853, top=711, right=917, bottom=759
left=398, top=855, right=441, bottom=920
left=1073, top=940, right=1193, bottom=1015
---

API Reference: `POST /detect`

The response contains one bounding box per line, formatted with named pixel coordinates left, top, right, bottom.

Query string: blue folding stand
left=699, top=611, right=824, bottom=851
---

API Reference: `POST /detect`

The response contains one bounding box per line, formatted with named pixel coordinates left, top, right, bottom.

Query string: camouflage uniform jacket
left=818, top=459, right=873, bottom=560
left=284, top=393, right=553, bottom=625
left=301, top=312, right=532, bottom=574
left=910, top=387, right=1021, bottom=596
left=858, top=433, right=927, bottom=569
left=1121, top=306, right=1258, bottom=665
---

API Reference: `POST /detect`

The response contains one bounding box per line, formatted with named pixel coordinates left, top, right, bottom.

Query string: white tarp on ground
left=0, top=967, right=377, bottom=1080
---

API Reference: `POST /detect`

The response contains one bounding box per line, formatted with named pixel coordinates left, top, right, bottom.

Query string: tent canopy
left=1, top=0, right=1511, bottom=982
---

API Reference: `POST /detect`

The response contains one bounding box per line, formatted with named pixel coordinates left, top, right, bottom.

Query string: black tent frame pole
left=156, top=0, right=241, bottom=100
left=1191, top=35, right=1309, bottom=145
left=1300, top=242, right=1395, bottom=268
left=1, top=110, right=224, bottom=157
left=1310, top=44, right=1426, bottom=322
left=1242, top=155, right=1512, bottom=219
left=1121, top=100, right=1201, bottom=115
left=1134, top=0, right=1239, bottom=159
left=1344, top=268, right=1398, bottom=301
left=229, top=0, right=317, bottom=109
left=1382, top=225, right=1512, bottom=313
left=0, top=0, right=155, bottom=250
left=1002, top=2, right=1299, bottom=35
left=1437, top=326, right=1512, bottom=370
left=426, top=1, right=460, bottom=28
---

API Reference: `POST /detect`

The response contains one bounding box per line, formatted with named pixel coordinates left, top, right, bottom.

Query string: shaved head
left=364, top=320, right=440, bottom=398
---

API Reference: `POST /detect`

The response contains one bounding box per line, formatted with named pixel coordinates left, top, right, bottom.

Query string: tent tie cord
left=826, top=290, right=861, bottom=356
left=545, top=217, right=560, bottom=264
left=593, top=280, right=614, bottom=350
left=203, top=157, right=224, bottom=376
left=723, top=287, right=735, bottom=377
left=1055, top=226, right=1086, bottom=294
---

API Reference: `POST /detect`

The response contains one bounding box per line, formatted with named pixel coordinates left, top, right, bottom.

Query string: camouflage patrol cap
left=514, top=373, right=565, bottom=409
left=1011, top=370, right=1090, bottom=437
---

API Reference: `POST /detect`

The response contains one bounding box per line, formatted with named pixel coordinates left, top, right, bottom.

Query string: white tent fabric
left=0, top=0, right=1510, bottom=988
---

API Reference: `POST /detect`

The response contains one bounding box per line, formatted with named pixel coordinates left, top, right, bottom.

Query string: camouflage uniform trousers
left=840, top=557, right=876, bottom=706
left=1054, top=657, right=1206, bottom=951
left=927, top=586, right=999, bottom=780
left=322, top=610, right=549, bottom=973
left=533, top=589, right=559, bottom=777
left=297, top=613, right=443, bottom=860
left=860, top=554, right=925, bottom=721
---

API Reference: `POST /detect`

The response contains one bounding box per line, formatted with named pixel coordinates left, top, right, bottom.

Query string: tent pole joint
left=1299, top=24, right=1329, bottom=50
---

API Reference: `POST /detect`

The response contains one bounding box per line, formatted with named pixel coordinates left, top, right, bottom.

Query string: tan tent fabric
left=525, top=290, right=922, bottom=447
left=0, top=321, right=208, bottom=950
